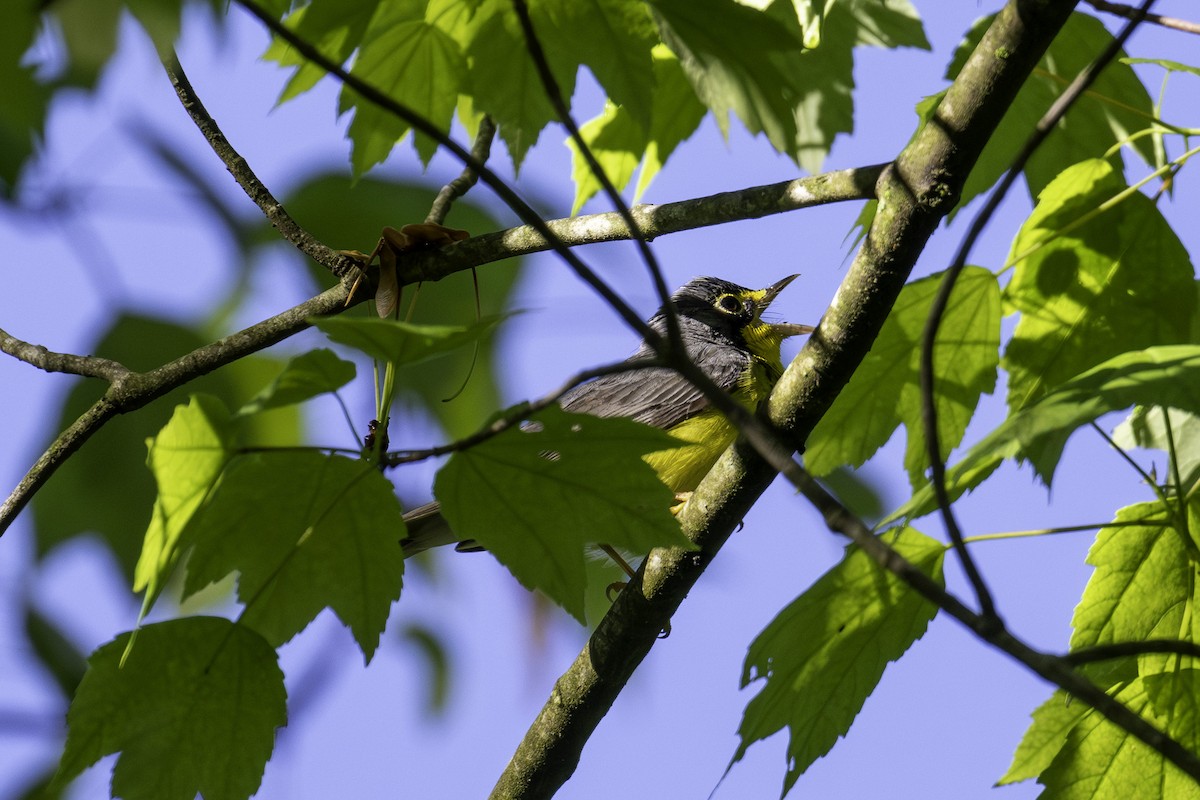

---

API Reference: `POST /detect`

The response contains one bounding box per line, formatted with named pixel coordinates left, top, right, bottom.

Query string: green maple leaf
left=732, top=526, right=944, bottom=796
left=183, top=451, right=405, bottom=661
left=435, top=404, right=692, bottom=623
left=57, top=617, right=286, bottom=800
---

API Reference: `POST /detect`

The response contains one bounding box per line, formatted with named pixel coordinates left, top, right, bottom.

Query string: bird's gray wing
left=560, top=344, right=746, bottom=431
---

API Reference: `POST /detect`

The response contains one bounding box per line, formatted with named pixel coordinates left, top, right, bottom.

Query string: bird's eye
left=716, top=294, right=742, bottom=314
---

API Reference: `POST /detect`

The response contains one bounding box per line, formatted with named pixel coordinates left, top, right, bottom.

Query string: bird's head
left=662, top=275, right=814, bottom=358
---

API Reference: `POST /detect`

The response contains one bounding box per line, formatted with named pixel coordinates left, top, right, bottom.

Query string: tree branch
left=397, top=165, right=883, bottom=284
left=425, top=116, right=496, bottom=226
left=491, top=2, right=1089, bottom=797
left=0, top=328, right=130, bottom=382
left=162, top=52, right=361, bottom=282
left=0, top=284, right=351, bottom=537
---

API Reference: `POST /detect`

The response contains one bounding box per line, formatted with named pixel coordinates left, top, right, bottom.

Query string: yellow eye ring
left=715, top=294, right=742, bottom=314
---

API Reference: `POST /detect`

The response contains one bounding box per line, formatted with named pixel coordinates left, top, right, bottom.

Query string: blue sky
left=2, top=3, right=1199, bottom=798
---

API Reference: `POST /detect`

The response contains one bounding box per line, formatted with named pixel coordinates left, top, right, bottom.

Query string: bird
left=400, top=274, right=814, bottom=559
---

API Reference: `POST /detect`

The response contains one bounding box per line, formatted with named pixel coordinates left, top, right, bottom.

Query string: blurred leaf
left=44, top=0, right=122, bottom=90
left=401, top=622, right=452, bottom=715
left=887, top=346, right=1200, bottom=522
left=33, top=316, right=298, bottom=580
left=237, top=348, right=356, bottom=416
left=58, top=618, right=285, bottom=800
left=1003, top=159, right=1194, bottom=410
left=435, top=405, right=692, bottom=623
left=0, top=9, right=49, bottom=196
left=133, top=395, right=234, bottom=623
left=14, top=767, right=68, bottom=800
left=806, top=266, right=1000, bottom=488
left=1113, top=406, right=1200, bottom=494
left=944, top=12, right=1158, bottom=214
left=312, top=314, right=509, bottom=367
left=733, top=526, right=943, bottom=795
left=23, top=603, right=87, bottom=700
left=820, top=466, right=884, bottom=521
left=183, top=452, right=405, bottom=661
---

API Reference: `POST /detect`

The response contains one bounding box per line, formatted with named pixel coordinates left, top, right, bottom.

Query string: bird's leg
left=600, top=545, right=671, bottom=637
left=670, top=491, right=692, bottom=515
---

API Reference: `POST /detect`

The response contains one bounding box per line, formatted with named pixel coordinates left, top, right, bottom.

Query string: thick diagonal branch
left=491, top=2, right=1086, bottom=797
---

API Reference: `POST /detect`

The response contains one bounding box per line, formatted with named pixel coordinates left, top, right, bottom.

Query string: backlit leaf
left=733, top=526, right=943, bottom=795
left=132, top=395, right=234, bottom=619
left=1004, top=159, right=1194, bottom=410
left=887, top=346, right=1200, bottom=522
left=805, top=267, right=999, bottom=488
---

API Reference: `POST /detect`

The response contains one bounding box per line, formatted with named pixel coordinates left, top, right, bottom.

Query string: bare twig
left=1086, top=0, right=1200, bottom=35
left=0, top=284, right=351, bottom=536
left=382, top=358, right=659, bottom=467
left=425, top=117, right=496, bottom=226
left=161, top=53, right=361, bottom=282
left=918, top=0, right=1156, bottom=625
left=0, top=328, right=130, bottom=382
left=1064, top=639, right=1200, bottom=665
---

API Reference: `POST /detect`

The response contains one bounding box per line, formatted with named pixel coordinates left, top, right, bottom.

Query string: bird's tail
left=400, top=501, right=481, bottom=557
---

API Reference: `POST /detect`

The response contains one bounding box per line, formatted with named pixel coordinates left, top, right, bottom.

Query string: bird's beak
left=760, top=274, right=815, bottom=338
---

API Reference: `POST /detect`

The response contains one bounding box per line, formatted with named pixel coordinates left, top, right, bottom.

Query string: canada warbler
left=400, top=274, right=813, bottom=557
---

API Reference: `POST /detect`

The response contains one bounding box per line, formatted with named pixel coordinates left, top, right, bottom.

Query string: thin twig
left=425, top=116, right=496, bottom=226
left=0, top=284, right=351, bottom=537
left=161, top=53, right=361, bottom=282
left=1086, top=0, right=1200, bottom=35
left=0, top=328, right=130, bottom=382
left=918, top=0, right=1156, bottom=625
left=382, top=358, right=659, bottom=467
left=1064, top=639, right=1200, bottom=666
